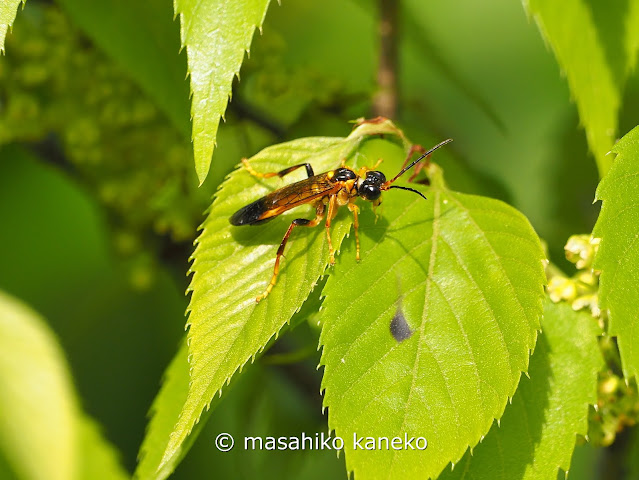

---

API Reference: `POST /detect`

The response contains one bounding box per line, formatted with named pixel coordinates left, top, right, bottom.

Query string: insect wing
left=230, top=174, right=335, bottom=226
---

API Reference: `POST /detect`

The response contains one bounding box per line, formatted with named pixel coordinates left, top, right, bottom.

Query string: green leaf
left=439, top=299, right=603, bottom=480
left=135, top=340, right=222, bottom=480
left=319, top=162, right=546, bottom=479
left=135, top=340, right=227, bottom=480
left=159, top=120, right=408, bottom=470
left=135, top=341, right=193, bottom=480
left=55, top=0, right=191, bottom=139
left=136, top=280, right=328, bottom=479
left=0, top=290, right=77, bottom=480
left=77, top=416, right=129, bottom=480
left=0, top=290, right=128, bottom=480
left=180, top=364, right=346, bottom=479
left=0, top=0, right=24, bottom=53
left=593, top=125, right=639, bottom=381
left=523, top=0, right=639, bottom=178
left=175, top=0, right=272, bottom=183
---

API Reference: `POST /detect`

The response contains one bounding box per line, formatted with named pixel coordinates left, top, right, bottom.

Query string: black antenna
left=388, top=138, right=453, bottom=184
left=388, top=185, right=428, bottom=200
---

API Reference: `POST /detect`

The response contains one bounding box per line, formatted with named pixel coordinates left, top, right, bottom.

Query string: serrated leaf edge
left=174, top=1, right=272, bottom=183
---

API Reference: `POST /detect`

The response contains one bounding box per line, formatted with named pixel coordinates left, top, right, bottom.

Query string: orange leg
left=347, top=202, right=361, bottom=261
left=256, top=203, right=325, bottom=303
left=325, top=195, right=338, bottom=265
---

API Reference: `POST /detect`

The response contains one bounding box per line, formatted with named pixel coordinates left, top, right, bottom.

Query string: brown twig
left=373, top=0, right=399, bottom=119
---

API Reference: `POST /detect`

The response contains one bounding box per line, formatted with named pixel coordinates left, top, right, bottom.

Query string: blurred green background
left=0, top=0, right=619, bottom=477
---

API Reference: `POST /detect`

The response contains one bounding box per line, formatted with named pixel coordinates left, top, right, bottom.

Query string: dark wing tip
left=229, top=198, right=268, bottom=226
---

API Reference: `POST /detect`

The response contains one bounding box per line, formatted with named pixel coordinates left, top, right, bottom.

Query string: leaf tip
left=196, top=173, right=208, bottom=187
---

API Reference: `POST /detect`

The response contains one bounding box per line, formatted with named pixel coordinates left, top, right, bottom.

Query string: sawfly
left=230, top=138, right=453, bottom=302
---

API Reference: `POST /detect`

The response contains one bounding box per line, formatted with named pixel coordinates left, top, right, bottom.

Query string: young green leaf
left=593, top=125, right=639, bottom=381
left=0, top=290, right=128, bottom=480
left=0, top=0, right=25, bottom=53
left=524, top=0, right=639, bottom=178
left=159, top=121, right=404, bottom=471
left=174, top=0, right=272, bottom=183
left=439, top=299, right=603, bottom=480
left=319, top=162, right=546, bottom=479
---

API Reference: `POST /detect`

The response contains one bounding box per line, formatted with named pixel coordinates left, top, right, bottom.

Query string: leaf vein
left=438, top=235, right=512, bottom=372
left=448, top=194, right=533, bottom=324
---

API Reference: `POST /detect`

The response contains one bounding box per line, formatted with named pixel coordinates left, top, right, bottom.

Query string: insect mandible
left=230, top=138, right=453, bottom=302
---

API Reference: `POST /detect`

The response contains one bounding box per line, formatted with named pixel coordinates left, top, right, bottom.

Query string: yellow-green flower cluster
left=547, top=235, right=601, bottom=319
left=1, top=4, right=215, bottom=288
left=549, top=236, right=639, bottom=447
left=588, top=367, right=639, bottom=447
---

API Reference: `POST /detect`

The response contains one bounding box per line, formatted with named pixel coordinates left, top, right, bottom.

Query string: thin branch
left=373, top=0, right=399, bottom=119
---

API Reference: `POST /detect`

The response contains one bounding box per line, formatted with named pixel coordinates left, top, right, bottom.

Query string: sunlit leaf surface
left=160, top=121, right=410, bottom=470
left=320, top=162, right=546, bottom=479
left=0, top=0, right=25, bottom=52
left=174, top=0, right=272, bottom=183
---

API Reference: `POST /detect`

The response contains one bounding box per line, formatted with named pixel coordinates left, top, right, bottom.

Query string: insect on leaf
left=439, top=299, right=603, bottom=480
left=593, top=125, right=639, bottom=381
left=174, top=0, right=272, bottom=184
left=159, top=120, right=411, bottom=471
left=319, top=161, right=546, bottom=479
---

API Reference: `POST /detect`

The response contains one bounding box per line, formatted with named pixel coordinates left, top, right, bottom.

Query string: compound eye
left=360, top=183, right=381, bottom=201
left=334, top=168, right=357, bottom=182
left=366, top=171, right=386, bottom=184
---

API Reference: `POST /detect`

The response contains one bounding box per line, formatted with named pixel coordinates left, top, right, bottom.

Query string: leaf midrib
left=387, top=189, right=444, bottom=477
